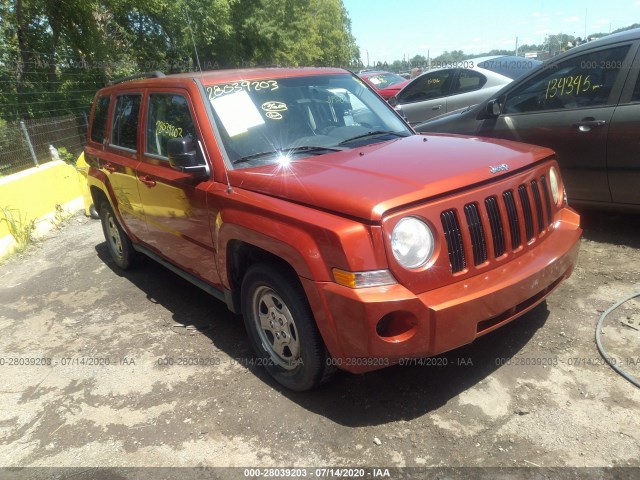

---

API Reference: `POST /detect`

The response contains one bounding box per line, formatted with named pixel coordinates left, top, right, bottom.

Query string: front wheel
left=241, top=264, right=331, bottom=391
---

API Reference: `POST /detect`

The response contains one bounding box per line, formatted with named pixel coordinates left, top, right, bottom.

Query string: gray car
left=390, top=56, right=541, bottom=125
left=416, top=29, right=640, bottom=211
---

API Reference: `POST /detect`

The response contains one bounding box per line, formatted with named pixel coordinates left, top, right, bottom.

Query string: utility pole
left=366, top=50, right=369, bottom=68
left=515, top=37, right=519, bottom=56
left=584, top=8, right=587, bottom=39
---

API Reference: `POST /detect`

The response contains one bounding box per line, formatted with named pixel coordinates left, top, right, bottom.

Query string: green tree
left=433, top=50, right=466, bottom=63
left=228, top=0, right=358, bottom=67
left=0, top=0, right=359, bottom=121
left=409, top=54, right=426, bottom=67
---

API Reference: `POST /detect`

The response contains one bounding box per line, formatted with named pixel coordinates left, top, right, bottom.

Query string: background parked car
left=390, top=56, right=541, bottom=125
left=415, top=29, right=640, bottom=211
left=359, top=70, right=410, bottom=99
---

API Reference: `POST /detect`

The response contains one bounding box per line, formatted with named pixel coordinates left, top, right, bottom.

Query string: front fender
left=216, top=214, right=329, bottom=285
left=215, top=192, right=389, bottom=287
left=214, top=196, right=390, bottom=361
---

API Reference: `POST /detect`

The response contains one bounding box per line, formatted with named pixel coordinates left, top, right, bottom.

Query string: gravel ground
left=0, top=209, right=638, bottom=476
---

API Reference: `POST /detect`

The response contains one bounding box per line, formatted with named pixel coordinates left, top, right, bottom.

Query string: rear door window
left=146, top=94, right=197, bottom=158
left=111, top=94, right=142, bottom=151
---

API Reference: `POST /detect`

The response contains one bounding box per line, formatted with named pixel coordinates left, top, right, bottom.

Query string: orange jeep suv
left=85, top=68, right=581, bottom=390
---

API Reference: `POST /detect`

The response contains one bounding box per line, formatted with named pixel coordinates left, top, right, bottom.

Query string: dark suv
left=85, top=68, right=581, bottom=390
left=416, top=28, right=640, bottom=211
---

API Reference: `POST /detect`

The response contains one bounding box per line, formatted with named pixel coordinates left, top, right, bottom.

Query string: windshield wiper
left=338, top=131, right=409, bottom=146
left=232, top=146, right=344, bottom=165
left=286, top=145, right=345, bottom=154
left=232, top=151, right=278, bottom=165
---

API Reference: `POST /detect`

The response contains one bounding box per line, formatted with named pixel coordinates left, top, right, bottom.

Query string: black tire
left=99, top=201, right=138, bottom=270
left=241, top=263, right=332, bottom=391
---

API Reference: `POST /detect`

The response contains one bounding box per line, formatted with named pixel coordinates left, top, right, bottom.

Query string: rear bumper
left=303, top=209, right=581, bottom=373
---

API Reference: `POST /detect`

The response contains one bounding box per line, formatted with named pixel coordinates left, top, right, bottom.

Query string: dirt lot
left=0, top=209, right=639, bottom=475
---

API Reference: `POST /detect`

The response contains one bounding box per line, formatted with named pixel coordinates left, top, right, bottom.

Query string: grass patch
left=0, top=206, right=36, bottom=252
left=52, top=203, right=73, bottom=229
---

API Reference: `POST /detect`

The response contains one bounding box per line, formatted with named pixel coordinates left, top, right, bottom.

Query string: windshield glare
left=204, top=73, right=412, bottom=169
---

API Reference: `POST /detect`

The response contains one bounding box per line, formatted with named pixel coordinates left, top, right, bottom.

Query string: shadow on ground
left=96, top=242, right=549, bottom=427
left=578, top=208, right=640, bottom=249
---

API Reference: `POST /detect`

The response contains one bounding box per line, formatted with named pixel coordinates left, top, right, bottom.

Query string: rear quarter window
left=452, top=70, right=487, bottom=94
left=90, top=96, right=110, bottom=143
left=631, top=70, right=640, bottom=102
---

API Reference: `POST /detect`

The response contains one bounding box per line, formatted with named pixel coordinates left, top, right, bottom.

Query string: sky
left=342, top=0, right=639, bottom=65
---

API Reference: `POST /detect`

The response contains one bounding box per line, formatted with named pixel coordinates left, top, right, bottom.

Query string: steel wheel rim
left=105, top=212, right=123, bottom=258
left=251, top=285, right=301, bottom=370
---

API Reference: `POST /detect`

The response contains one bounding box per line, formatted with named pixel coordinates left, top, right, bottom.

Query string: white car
left=390, top=55, right=542, bottom=125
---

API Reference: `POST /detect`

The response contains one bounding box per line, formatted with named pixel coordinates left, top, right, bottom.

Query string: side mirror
left=388, top=95, right=398, bottom=107
left=167, top=137, right=209, bottom=177
left=486, top=99, right=501, bottom=118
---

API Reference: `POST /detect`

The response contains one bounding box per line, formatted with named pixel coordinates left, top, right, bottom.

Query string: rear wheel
left=241, top=264, right=332, bottom=391
left=99, top=201, right=138, bottom=269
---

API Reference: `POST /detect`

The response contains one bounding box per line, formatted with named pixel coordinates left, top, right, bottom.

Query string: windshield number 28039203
left=206, top=80, right=279, bottom=100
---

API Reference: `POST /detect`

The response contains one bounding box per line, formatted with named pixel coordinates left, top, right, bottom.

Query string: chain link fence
left=0, top=112, right=89, bottom=176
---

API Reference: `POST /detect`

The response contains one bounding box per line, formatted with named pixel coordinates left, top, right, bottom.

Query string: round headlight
left=391, top=217, right=434, bottom=269
left=549, top=166, right=561, bottom=206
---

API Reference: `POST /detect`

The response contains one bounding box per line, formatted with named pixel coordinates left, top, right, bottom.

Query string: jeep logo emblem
left=489, top=163, right=509, bottom=174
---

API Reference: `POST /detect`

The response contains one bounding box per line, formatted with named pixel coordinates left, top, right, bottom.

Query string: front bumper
left=302, top=208, right=581, bottom=373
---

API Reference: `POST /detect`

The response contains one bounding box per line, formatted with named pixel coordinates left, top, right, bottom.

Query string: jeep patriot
left=85, top=68, right=581, bottom=390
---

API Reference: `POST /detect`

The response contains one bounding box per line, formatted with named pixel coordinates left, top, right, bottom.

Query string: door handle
left=432, top=105, right=442, bottom=110
left=103, top=162, right=116, bottom=173
left=139, top=175, right=156, bottom=188
left=573, top=118, right=606, bottom=132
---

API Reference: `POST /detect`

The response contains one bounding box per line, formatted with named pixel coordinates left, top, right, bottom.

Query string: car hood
left=229, top=135, right=553, bottom=221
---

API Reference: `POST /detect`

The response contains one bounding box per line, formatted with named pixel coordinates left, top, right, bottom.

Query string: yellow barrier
left=0, top=160, right=85, bottom=258
left=76, top=152, right=98, bottom=218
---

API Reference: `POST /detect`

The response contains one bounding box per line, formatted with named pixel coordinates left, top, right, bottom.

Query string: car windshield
left=204, top=73, right=412, bottom=169
left=364, top=72, right=406, bottom=89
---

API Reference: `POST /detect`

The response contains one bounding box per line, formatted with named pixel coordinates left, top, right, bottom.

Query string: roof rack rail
left=108, top=71, right=165, bottom=86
